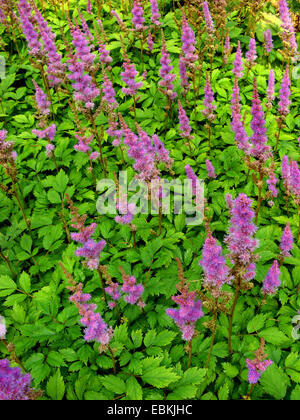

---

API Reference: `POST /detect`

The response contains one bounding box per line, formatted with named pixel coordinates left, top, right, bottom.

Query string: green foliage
left=0, top=0, right=299, bottom=402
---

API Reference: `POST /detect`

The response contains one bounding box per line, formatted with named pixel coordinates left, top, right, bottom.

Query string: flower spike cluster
left=225, top=193, right=258, bottom=282
left=149, top=0, right=161, bottom=26
left=167, top=260, right=204, bottom=341
left=199, top=230, right=230, bottom=290
left=262, top=260, right=281, bottom=295
left=0, top=359, right=38, bottom=400
left=280, top=223, right=293, bottom=257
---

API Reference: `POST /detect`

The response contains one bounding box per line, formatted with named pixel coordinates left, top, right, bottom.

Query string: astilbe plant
left=0, top=0, right=299, bottom=402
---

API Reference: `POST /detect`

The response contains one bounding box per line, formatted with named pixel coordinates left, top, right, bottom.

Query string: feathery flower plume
left=179, top=56, right=190, bottom=90
left=32, top=2, right=65, bottom=86
left=32, top=123, right=56, bottom=141
left=87, top=0, right=92, bottom=14
left=18, top=0, right=41, bottom=56
left=147, top=31, right=154, bottom=51
left=246, top=358, right=273, bottom=384
left=74, top=133, right=94, bottom=153
left=185, top=165, right=199, bottom=196
left=33, top=80, right=51, bottom=115
left=262, top=260, right=281, bottom=295
left=206, top=159, right=216, bottom=178
left=102, top=71, right=118, bottom=110
left=280, top=223, right=293, bottom=257
left=246, top=38, right=257, bottom=67
left=264, top=30, right=273, bottom=53
left=290, top=161, right=300, bottom=202
left=202, top=73, right=216, bottom=121
left=120, top=267, right=145, bottom=308
left=203, top=1, right=215, bottom=35
left=246, top=339, right=272, bottom=384
left=181, top=12, right=198, bottom=65
left=266, top=170, right=278, bottom=200
left=149, top=0, right=161, bottom=26
left=199, top=230, right=230, bottom=289
left=121, top=60, right=143, bottom=97
left=178, top=100, right=192, bottom=139
left=167, top=260, right=204, bottom=341
left=98, top=42, right=113, bottom=65
left=250, top=78, right=271, bottom=161
left=225, top=193, right=258, bottom=281
left=279, top=0, right=298, bottom=57
left=0, top=359, right=39, bottom=400
left=278, top=67, right=291, bottom=117
left=69, top=283, right=113, bottom=346
left=233, top=41, right=243, bottom=79
left=223, top=35, right=231, bottom=65
left=231, top=78, right=250, bottom=153
left=266, top=69, right=275, bottom=110
left=131, top=0, right=145, bottom=30
left=159, top=33, right=177, bottom=101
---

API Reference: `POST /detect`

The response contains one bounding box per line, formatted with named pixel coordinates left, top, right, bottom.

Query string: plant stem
left=228, top=284, right=240, bottom=355
left=108, top=345, right=117, bottom=374
left=97, top=267, right=108, bottom=304
left=187, top=340, right=193, bottom=369
left=274, top=118, right=283, bottom=155
left=11, top=179, right=31, bottom=235
left=0, top=252, right=16, bottom=280
left=206, top=309, right=218, bottom=369
left=255, top=171, right=264, bottom=224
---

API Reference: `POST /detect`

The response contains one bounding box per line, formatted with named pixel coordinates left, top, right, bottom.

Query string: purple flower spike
left=131, top=0, right=145, bottom=30
left=279, top=0, right=298, bottom=56
left=246, top=38, right=257, bottom=67
left=225, top=193, right=258, bottom=280
left=266, top=69, right=275, bottom=109
left=264, top=30, right=273, bottom=53
left=246, top=358, right=273, bottom=384
left=159, top=38, right=177, bottom=101
left=149, top=0, right=161, bottom=26
left=181, top=12, right=198, bottom=65
left=178, top=100, right=192, bottom=139
left=280, top=223, right=293, bottom=257
left=70, top=283, right=113, bottom=346
left=33, top=80, right=51, bottom=115
left=166, top=288, right=204, bottom=342
left=121, top=60, right=143, bottom=97
left=147, top=31, right=154, bottom=51
left=202, top=74, right=216, bottom=121
left=262, top=260, right=281, bottom=295
left=250, top=78, right=271, bottom=161
left=0, top=359, right=35, bottom=400
left=202, top=1, right=215, bottom=35
left=206, top=159, right=216, bottom=178
left=18, top=0, right=42, bottom=57
left=233, top=41, right=243, bottom=79
left=279, top=67, right=291, bottom=117
left=199, top=231, right=230, bottom=289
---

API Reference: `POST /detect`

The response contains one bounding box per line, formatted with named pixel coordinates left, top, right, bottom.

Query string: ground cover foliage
left=0, top=0, right=300, bottom=401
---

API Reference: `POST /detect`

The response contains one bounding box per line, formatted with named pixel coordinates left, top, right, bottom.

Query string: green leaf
left=260, top=364, right=288, bottom=400
left=19, top=272, right=31, bottom=294
left=20, top=234, right=32, bottom=253
left=247, top=314, right=266, bottom=333
left=218, top=383, right=229, bottom=400
left=144, top=330, right=157, bottom=347
left=131, top=330, right=143, bottom=348
left=142, top=366, right=180, bottom=388
left=126, top=376, right=143, bottom=400
left=0, top=276, right=17, bottom=297
left=259, top=327, right=290, bottom=346
left=101, top=376, right=126, bottom=394
left=46, top=370, right=65, bottom=400
left=222, top=363, right=239, bottom=379
left=153, top=330, right=177, bottom=347
left=53, top=170, right=68, bottom=193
